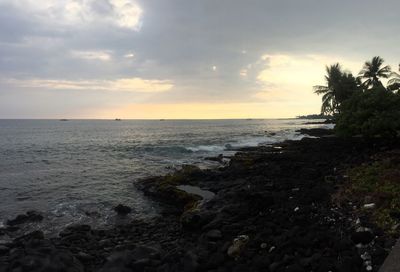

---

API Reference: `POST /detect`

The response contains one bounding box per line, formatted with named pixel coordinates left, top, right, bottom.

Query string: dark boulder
left=206, top=229, right=222, bottom=241
left=205, top=154, right=224, bottom=163
left=351, top=231, right=374, bottom=245
left=7, top=210, right=43, bottom=226
left=296, top=128, right=334, bottom=137
left=114, top=204, right=132, bottom=215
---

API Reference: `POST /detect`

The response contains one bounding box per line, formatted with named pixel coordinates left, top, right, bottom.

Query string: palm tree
left=358, top=56, right=391, bottom=89
left=387, top=64, right=400, bottom=92
left=314, top=63, right=357, bottom=115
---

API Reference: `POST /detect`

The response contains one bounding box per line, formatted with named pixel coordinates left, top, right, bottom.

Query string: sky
left=0, top=0, right=399, bottom=119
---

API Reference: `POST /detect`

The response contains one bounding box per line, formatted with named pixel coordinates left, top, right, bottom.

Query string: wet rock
left=60, top=224, right=91, bottom=236
left=205, top=154, right=224, bottom=163
left=6, top=238, right=84, bottom=272
left=114, top=204, right=132, bottom=215
left=130, top=245, right=161, bottom=260
left=181, top=209, right=215, bottom=230
left=76, top=251, right=95, bottom=262
left=15, top=230, right=45, bottom=243
left=0, top=245, right=9, bottom=255
left=296, top=128, right=334, bottom=137
left=7, top=210, right=43, bottom=226
left=100, top=245, right=161, bottom=272
left=351, top=231, right=374, bottom=245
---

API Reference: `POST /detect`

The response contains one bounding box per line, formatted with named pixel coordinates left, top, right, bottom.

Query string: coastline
left=1, top=131, right=399, bottom=271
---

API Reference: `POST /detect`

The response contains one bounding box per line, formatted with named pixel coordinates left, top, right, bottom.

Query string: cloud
left=1, top=0, right=400, bottom=118
left=256, top=54, right=361, bottom=88
left=5, top=77, right=174, bottom=93
left=110, top=0, right=142, bottom=29
left=124, top=52, right=135, bottom=58
left=71, top=50, right=113, bottom=61
left=251, top=53, right=362, bottom=106
left=5, top=0, right=143, bottom=30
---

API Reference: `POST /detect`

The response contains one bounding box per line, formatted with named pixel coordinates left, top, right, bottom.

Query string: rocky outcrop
left=6, top=210, right=43, bottom=226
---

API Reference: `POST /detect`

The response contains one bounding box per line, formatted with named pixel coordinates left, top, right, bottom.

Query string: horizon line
left=0, top=117, right=308, bottom=121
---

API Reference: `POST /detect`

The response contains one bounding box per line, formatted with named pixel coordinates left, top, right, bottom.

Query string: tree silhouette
left=358, top=56, right=391, bottom=89
left=387, top=64, right=400, bottom=92
left=314, top=63, right=357, bottom=115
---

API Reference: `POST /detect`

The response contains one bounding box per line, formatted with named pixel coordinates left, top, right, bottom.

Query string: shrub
left=335, top=88, right=400, bottom=137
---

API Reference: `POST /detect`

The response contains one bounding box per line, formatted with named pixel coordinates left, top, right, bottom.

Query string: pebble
left=260, top=243, right=267, bottom=249
left=363, top=203, right=376, bottom=209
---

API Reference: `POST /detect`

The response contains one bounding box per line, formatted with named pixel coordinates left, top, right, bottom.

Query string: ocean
left=0, top=119, right=331, bottom=236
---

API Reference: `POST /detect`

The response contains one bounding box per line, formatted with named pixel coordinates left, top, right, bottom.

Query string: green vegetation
left=336, top=87, right=400, bottom=137
left=334, top=154, right=400, bottom=231
left=314, top=56, right=400, bottom=137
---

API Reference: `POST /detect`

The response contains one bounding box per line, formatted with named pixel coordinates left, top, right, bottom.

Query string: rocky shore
left=1, top=132, right=400, bottom=272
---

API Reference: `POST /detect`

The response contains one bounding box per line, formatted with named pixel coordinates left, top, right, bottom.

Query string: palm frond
left=313, top=85, right=329, bottom=94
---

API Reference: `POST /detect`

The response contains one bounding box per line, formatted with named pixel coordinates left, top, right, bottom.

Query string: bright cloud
left=110, top=0, right=143, bottom=29
left=6, top=0, right=143, bottom=30
left=124, top=52, right=135, bottom=58
left=257, top=54, right=360, bottom=87
left=5, top=77, right=173, bottom=93
left=252, top=54, right=360, bottom=105
left=71, top=50, right=113, bottom=61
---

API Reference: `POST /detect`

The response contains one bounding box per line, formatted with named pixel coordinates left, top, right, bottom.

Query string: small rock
left=76, top=252, right=94, bottom=262
left=205, top=154, right=224, bottom=163
left=260, top=243, right=268, bottom=249
left=227, top=235, right=249, bottom=258
left=351, top=231, right=374, bottom=245
left=206, top=229, right=222, bottom=240
left=114, top=204, right=132, bottom=215
left=269, top=246, right=275, bottom=253
left=363, top=203, right=376, bottom=209
left=269, top=262, right=282, bottom=272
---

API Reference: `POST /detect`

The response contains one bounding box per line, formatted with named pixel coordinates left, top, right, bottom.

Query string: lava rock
left=114, top=204, right=132, bottom=215
left=7, top=210, right=43, bottom=226
left=206, top=229, right=222, bottom=240
left=205, top=154, right=224, bottom=163
left=351, top=231, right=374, bottom=245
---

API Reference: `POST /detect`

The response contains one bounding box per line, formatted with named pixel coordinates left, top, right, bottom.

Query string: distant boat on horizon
left=115, top=118, right=122, bottom=121
left=159, top=119, right=165, bottom=121
left=59, top=119, right=69, bottom=121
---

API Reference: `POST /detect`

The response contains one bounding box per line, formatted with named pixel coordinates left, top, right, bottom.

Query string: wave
left=186, top=145, right=226, bottom=152
left=185, top=130, right=311, bottom=153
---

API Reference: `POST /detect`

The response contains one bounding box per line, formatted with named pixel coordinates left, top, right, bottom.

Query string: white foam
left=186, top=145, right=226, bottom=152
